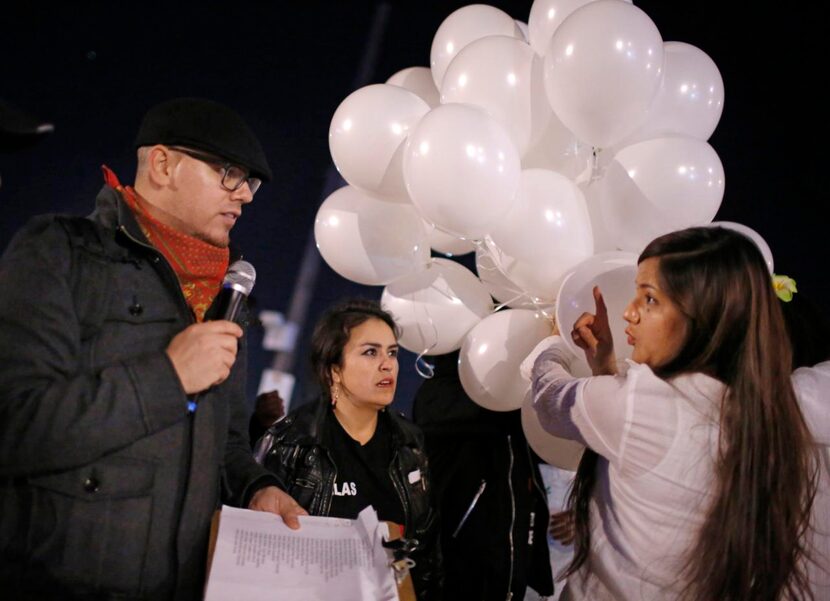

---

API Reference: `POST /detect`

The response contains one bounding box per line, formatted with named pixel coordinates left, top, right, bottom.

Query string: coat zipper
left=321, top=446, right=339, bottom=516
left=388, top=448, right=411, bottom=534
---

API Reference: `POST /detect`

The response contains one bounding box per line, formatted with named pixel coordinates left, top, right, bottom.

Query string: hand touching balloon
left=571, top=286, right=617, bottom=376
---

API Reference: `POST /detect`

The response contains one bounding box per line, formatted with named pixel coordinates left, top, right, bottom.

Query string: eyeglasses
left=170, top=147, right=261, bottom=195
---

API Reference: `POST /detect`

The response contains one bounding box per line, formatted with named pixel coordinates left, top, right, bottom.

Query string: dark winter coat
left=0, top=185, right=276, bottom=600
left=413, top=351, right=555, bottom=601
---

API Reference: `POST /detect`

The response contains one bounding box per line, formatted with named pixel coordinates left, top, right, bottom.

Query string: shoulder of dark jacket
left=386, top=409, right=424, bottom=449
left=266, top=399, right=326, bottom=446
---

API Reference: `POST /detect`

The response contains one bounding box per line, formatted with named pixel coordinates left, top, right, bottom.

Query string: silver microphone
left=213, top=260, right=256, bottom=323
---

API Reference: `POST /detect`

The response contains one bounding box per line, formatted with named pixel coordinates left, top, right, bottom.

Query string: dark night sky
left=1, top=1, right=826, bottom=415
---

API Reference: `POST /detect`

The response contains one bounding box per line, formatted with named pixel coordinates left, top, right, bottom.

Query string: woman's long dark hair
left=563, top=227, right=818, bottom=600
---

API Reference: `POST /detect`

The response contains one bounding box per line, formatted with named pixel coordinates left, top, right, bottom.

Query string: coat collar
left=273, top=400, right=421, bottom=449
left=90, top=183, right=242, bottom=261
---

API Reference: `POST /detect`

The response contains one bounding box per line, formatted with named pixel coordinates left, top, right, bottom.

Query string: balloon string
left=493, top=293, right=527, bottom=312
left=428, top=221, right=478, bottom=243
left=535, top=303, right=554, bottom=321
left=589, top=146, right=608, bottom=182
left=473, top=238, right=536, bottom=310
left=412, top=272, right=439, bottom=379
left=415, top=352, right=435, bottom=379
left=474, top=239, right=556, bottom=320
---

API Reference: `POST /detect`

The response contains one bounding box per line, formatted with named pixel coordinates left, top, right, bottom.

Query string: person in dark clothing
left=780, top=290, right=830, bottom=370
left=0, top=98, right=53, bottom=155
left=0, top=98, right=304, bottom=600
left=256, top=299, right=442, bottom=600
left=249, top=388, right=287, bottom=447
left=413, top=350, right=554, bottom=601
left=1, top=98, right=53, bottom=195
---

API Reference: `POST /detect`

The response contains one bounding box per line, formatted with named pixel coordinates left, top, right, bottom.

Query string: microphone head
left=223, top=260, right=256, bottom=296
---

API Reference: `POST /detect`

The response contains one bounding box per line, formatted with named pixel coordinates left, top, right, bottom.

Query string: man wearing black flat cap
left=0, top=98, right=304, bottom=600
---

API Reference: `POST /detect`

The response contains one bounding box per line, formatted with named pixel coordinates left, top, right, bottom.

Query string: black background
left=2, top=1, right=825, bottom=414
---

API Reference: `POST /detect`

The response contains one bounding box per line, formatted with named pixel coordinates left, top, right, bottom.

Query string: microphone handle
left=189, top=285, right=247, bottom=412
left=212, top=285, right=248, bottom=323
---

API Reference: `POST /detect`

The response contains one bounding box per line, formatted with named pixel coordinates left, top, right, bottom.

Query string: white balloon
left=459, top=309, right=551, bottom=411
left=556, top=251, right=638, bottom=360
left=381, top=258, right=493, bottom=355
left=314, top=186, right=430, bottom=286
left=487, top=169, right=594, bottom=302
left=329, top=84, right=430, bottom=201
left=425, top=221, right=476, bottom=256
left=521, top=111, right=592, bottom=179
left=430, top=4, right=523, bottom=89
left=386, top=66, right=441, bottom=108
left=711, top=221, right=774, bottom=274
left=403, top=103, right=522, bottom=239
left=543, top=0, right=664, bottom=148
left=527, top=0, right=632, bottom=57
left=600, top=136, right=725, bottom=252
left=442, top=35, right=550, bottom=154
left=521, top=391, right=584, bottom=470
left=622, top=41, right=725, bottom=144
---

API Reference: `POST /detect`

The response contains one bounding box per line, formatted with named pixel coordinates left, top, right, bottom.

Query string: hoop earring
left=331, top=385, right=339, bottom=407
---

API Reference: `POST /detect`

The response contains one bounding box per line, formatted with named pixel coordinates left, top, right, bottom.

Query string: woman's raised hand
left=571, top=286, right=617, bottom=376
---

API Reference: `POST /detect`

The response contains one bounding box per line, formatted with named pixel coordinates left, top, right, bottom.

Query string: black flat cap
left=135, top=97, right=272, bottom=182
left=0, top=99, right=54, bottom=154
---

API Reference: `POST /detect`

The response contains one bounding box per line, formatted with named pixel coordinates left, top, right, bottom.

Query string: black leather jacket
left=258, top=401, right=442, bottom=599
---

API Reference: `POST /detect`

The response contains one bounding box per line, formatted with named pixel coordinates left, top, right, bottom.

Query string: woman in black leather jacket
left=257, top=299, right=441, bottom=599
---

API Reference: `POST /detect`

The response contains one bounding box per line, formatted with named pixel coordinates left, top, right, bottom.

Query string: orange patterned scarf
left=102, top=166, right=229, bottom=322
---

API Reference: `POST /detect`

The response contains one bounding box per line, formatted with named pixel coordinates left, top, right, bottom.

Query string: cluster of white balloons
left=315, top=0, right=755, bottom=469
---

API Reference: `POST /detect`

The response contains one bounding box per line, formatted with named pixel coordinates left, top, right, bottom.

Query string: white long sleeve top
left=792, top=360, right=830, bottom=596
left=523, top=337, right=830, bottom=600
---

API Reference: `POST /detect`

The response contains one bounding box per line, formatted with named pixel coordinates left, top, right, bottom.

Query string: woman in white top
left=792, top=360, right=830, bottom=596
left=525, top=227, right=819, bottom=600
left=783, top=295, right=830, bottom=595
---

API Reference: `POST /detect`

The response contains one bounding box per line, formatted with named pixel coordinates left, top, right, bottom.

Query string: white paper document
left=204, top=505, right=399, bottom=601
